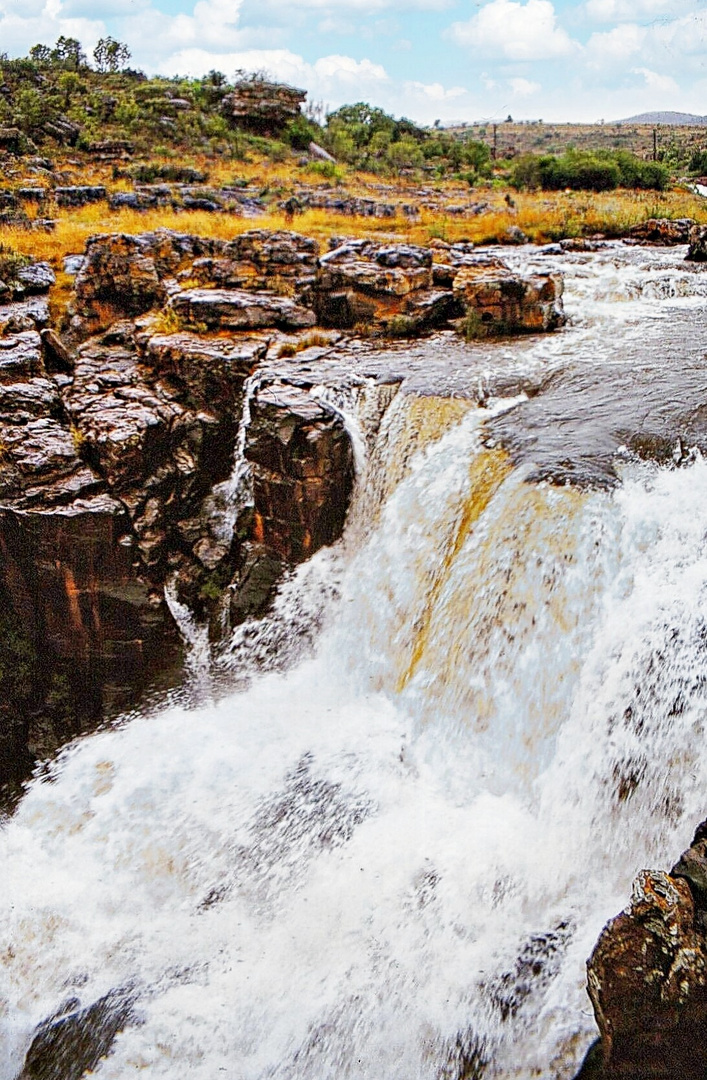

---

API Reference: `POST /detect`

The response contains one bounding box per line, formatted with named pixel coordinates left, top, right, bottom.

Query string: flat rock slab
left=169, top=288, right=316, bottom=331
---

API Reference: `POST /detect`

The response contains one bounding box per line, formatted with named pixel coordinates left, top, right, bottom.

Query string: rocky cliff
left=0, top=226, right=565, bottom=792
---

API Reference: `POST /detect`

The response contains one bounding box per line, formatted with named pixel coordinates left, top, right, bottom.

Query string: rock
left=0, top=296, right=50, bottom=334
left=16, top=187, right=47, bottom=202
left=221, top=78, right=306, bottom=134
left=628, top=218, right=695, bottom=245
left=586, top=866, right=707, bottom=1079
left=19, top=988, right=137, bottom=1080
left=186, top=230, right=319, bottom=297
left=40, top=328, right=74, bottom=374
left=169, top=288, right=316, bottom=332
left=453, top=261, right=565, bottom=335
left=71, top=234, right=166, bottom=337
left=15, top=262, right=55, bottom=295
left=686, top=224, right=707, bottom=262
left=229, top=541, right=284, bottom=624
left=63, top=255, right=85, bottom=276
left=53, top=185, right=107, bottom=208
left=138, top=332, right=265, bottom=417
left=108, top=192, right=158, bottom=210
left=314, top=240, right=437, bottom=331
left=246, top=381, right=354, bottom=562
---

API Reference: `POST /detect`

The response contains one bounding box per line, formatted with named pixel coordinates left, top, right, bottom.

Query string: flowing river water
left=3, top=242, right=707, bottom=1079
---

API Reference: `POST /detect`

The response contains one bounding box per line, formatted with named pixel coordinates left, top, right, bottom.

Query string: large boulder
left=628, top=218, right=695, bottom=245
left=452, top=261, right=565, bottom=335
left=586, top=826, right=707, bottom=1079
left=686, top=224, right=707, bottom=262
left=71, top=234, right=166, bottom=337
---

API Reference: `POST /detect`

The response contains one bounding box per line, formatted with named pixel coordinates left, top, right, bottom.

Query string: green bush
left=511, top=149, right=668, bottom=192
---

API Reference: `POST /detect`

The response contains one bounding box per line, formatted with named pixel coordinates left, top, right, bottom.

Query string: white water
left=3, top=246, right=707, bottom=1080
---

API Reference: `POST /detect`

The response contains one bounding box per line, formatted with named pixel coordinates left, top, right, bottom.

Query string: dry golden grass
left=2, top=164, right=706, bottom=275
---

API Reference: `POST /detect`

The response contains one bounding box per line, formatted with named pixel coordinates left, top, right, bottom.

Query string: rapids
left=3, top=242, right=707, bottom=1079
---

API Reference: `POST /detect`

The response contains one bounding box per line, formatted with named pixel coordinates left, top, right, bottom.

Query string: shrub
left=511, top=149, right=668, bottom=192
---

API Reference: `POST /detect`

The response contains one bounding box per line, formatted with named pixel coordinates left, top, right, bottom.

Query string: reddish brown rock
left=137, top=331, right=266, bottom=417
left=186, top=230, right=319, bottom=298
left=245, top=381, right=353, bottom=562
left=628, top=218, right=695, bottom=245
left=586, top=866, right=707, bottom=1079
left=453, top=262, right=565, bottom=334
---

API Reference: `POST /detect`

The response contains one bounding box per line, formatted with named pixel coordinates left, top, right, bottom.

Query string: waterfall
left=4, top=245, right=707, bottom=1080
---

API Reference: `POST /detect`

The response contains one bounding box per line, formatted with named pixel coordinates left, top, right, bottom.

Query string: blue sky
left=1, top=0, right=707, bottom=123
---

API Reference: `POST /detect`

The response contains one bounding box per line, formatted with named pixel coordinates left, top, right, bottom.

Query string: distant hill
left=619, top=111, right=707, bottom=125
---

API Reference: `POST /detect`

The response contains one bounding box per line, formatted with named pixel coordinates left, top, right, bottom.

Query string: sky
left=1, top=0, right=707, bottom=124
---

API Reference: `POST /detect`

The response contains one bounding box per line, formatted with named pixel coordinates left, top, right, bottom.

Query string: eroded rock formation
left=0, top=227, right=566, bottom=789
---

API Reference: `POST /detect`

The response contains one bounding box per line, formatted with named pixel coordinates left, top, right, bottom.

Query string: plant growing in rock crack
left=152, top=308, right=186, bottom=334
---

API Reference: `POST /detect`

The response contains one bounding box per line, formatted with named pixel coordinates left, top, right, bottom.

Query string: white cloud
left=586, top=22, right=646, bottom=62
left=586, top=0, right=694, bottom=22
left=631, top=66, right=680, bottom=93
left=404, top=80, right=467, bottom=101
left=449, top=0, right=577, bottom=61
left=158, top=47, right=389, bottom=97
left=0, top=4, right=106, bottom=56
left=509, top=76, right=540, bottom=95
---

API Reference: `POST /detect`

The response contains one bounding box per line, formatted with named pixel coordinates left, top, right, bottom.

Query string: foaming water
left=5, top=249, right=707, bottom=1079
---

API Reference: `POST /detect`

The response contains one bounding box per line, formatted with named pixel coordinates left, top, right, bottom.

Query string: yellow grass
left=2, top=172, right=706, bottom=273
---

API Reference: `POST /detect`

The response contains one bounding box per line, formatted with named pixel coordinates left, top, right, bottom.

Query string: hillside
left=620, top=111, right=707, bottom=125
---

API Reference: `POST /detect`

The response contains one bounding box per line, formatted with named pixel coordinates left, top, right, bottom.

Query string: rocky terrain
left=0, top=224, right=565, bottom=792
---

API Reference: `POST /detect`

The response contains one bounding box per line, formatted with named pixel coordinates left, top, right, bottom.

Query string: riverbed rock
left=137, top=331, right=265, bottom=417
left=628, top=218, right=695, bottom=245
left=453, top=262, right=565, bottom=335
left=586, top=863, right=707, bottom=1079
left=185, top=230, right=319, bottom=298
left=71, top=234, right=166, bottom=338
left=19, top=988, right=137, bottom=1080
left=245, top=381, right=353, bottom=562
left=686, top=224, right=707, bottom=262
left=169, top=288, right=316, bottom=332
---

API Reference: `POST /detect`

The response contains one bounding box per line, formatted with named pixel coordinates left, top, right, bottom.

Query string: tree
left=93, top=37, right=130, bottom=73
left=51, top=36, right=86, bottom=70
left=28, top=44, right=52, bottom=65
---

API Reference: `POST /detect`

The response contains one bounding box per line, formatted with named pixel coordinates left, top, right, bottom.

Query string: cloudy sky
left=1, top=0, right=707, bottom=123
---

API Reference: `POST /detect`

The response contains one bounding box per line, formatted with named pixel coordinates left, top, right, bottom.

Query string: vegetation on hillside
left=510, top=149, right=669, bottom=192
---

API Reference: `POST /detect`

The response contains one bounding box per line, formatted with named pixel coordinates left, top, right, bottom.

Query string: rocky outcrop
left=168, top=288, right=316, bottom=332
left=221, top=78, right=306, bottom=134
left=628, top=218, right=695, bottom=245
left=0, top=227, right=567, bottom=788
left=246, top=381, right=354, bottom=562
left=585, top=823, right=707, bottom=1079
left=53, top=186, right=107, bottom=208
left=453, top=259, right=565, bottom=335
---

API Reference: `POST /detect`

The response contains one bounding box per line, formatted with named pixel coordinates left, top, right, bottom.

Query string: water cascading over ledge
left=5, top=241, right=707, bottom=1079
left=3, top=379, right=707, bottom=1080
